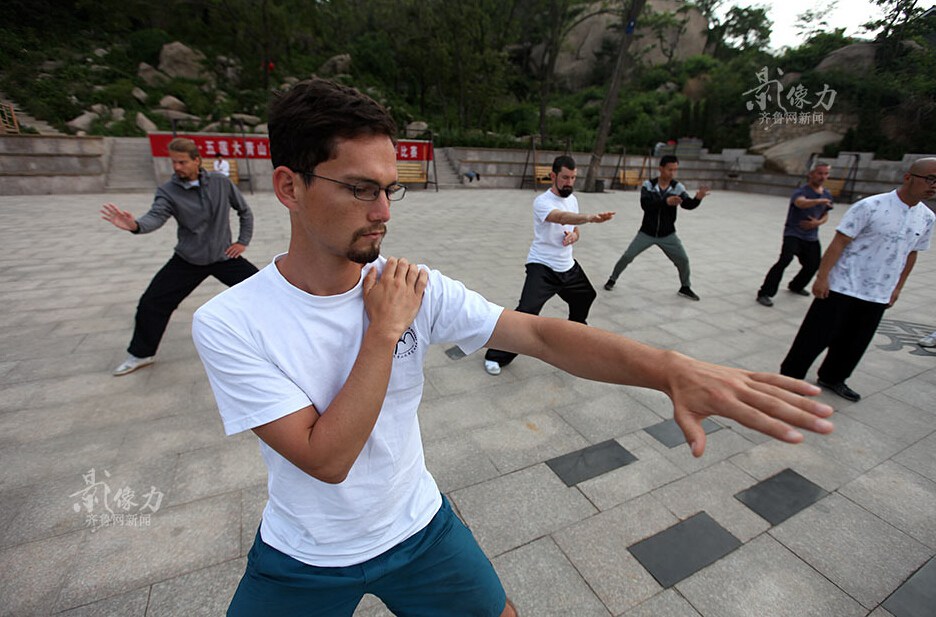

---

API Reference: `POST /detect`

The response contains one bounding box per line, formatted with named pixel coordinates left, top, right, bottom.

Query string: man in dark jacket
left=604, top=155, right=710, bottom=300
left=101, top=137, right=258, bottom=376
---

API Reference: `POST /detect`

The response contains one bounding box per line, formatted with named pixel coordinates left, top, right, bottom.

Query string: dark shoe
left=678, top=286, right=700, bottom=301
left=817, top=379, right=861, bottom=402
left=756, top=294, right=773, bottom=307
left=603, top=278, right=615, bottom=291
left=788, top=287, right=810, bottom=297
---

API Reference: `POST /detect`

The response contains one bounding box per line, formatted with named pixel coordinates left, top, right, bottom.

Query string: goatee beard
left=347, top=225, right=386, bottom=264
left=558, top=187, right=573, bottom=198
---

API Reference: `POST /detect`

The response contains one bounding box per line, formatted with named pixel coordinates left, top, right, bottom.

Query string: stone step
left=0, top=90, right=63, bottom=135
left=105, top=137, right=155, bottom=190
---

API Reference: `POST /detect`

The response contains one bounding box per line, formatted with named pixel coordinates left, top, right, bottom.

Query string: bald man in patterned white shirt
left=780, top=157, right=936, bottom=402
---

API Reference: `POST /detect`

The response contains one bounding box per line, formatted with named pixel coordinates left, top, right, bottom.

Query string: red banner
left=396, top=140, right=434, bottom=161
left=149, top=134, right=432, bottom=163
left=148, top=133, right=271, bottom=159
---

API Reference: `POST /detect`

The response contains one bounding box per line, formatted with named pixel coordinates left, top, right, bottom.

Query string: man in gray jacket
left=101, top=137, right=258, bottom=375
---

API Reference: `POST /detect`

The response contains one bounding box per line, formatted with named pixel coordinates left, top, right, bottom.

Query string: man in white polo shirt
left=781, top=157, right=936, bottom=401
left=483, top=155, right=615, bottom=375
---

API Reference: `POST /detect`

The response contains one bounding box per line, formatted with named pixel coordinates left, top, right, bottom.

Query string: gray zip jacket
left=134, top=170, right=254, bottom=266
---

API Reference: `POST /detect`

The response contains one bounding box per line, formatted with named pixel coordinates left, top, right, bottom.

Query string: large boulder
left=405, top=121, right=429, bottom=138
left=159, top=95, right=187, bottom=112
left=318, top=54, right=352, bottom=77
left=137, top=62, right=170, bottom=87
left=158, top=41, right=207, bottom=80
left=136, top=112, right=158, bottom=133
left=760, top=131, right=845, bottom=175
left=66, top=111, right=99, bottom=133
left=816, top=43, right=877, bottom=76
left=150, top=109, right=201, bottom=123
left=229, top=113, right=262, bottom=126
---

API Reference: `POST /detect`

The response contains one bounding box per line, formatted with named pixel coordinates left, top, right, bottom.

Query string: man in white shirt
left=780, top=157, right=936, bottom=402
left=192, top=78, right=835, bottom=617
left=213, top=153, right=231, bottom=177
left=483, top=155, right=615, bottom=375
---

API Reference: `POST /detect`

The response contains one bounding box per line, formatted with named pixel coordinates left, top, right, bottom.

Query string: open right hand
left=100, top=203, right=138, bottom=232
left=362, top=257, right=429, bottom=340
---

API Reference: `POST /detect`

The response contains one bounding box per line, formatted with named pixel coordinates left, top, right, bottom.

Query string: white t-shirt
left=526, top=189, right=577, bottom=272
left=213, top=159, right=230, bottom=177
left=831, top=190, right=934, bottom=303
left=192, top=255, right=503, bottom=567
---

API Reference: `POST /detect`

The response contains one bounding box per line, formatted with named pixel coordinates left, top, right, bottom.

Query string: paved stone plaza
left=1, top=186, right=934, bottom=616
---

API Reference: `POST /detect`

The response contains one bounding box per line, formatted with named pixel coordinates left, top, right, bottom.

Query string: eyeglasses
left=296, top=171, right=407, bottom=202
left=909, top=173, right=936, bottom=186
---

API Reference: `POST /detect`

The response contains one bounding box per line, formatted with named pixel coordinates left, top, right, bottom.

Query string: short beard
left=347, top=225, right=386, bottom=264
left=557, top=186, right=573, bottom=198
left=347, top=246, right=380, bottom=264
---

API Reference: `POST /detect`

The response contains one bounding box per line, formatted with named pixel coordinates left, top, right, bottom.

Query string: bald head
left=900, top=157, right=936, bottom=205
left=909, top=157, right=936, bottom=175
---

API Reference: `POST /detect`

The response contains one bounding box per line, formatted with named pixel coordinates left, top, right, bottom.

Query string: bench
left=619, top=169, right=645, bottom=189
left=202, top=159, right=239, bottom=185
left=824, top=178, right=845, bottom=199
left=396, top=161, right=429, bottom=187
left=534, top=165, right=552, bottom=185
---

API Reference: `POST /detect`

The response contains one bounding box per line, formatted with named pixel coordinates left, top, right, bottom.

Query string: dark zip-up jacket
left=133, top=170, right=254, bottom=265
left=638, top=177, right=702, bottom=238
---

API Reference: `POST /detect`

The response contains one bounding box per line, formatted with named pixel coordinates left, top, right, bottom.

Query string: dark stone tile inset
left=627, top=511, right=741, bottom=588
left=545, top=440, right=637, bottom=487
left=883, top=557, right=936, bottom=617
left=644, top=418, right=722, bottom=448
left=734, top=468, right=828, bottom=526
left=444, top=346, right=466, bottom=360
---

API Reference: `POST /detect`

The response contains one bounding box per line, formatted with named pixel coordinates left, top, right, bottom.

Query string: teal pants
left=609, top=231, right=691, bottom=287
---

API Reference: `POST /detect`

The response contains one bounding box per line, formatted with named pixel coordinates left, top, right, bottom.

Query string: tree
left=795, top=0, right=840, bottom=43
left=708, top=5, right=772, bottom=56
left=584, top=0, right=647, bottom=192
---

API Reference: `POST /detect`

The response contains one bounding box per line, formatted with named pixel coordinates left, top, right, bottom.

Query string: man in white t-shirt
left=214, top=153, right=231, bottom=177
left=781, top=157, right=936, bottom=402
left=192, top=78, right=835, bottom=617
left=483, top=155, right=615, bottom=375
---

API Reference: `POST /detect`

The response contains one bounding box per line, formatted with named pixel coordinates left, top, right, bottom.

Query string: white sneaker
left=113, top=354, right=155, bottom=376
left=484, top=360, right=501, bottom=375
left=918, top=335, right=936, bottom=348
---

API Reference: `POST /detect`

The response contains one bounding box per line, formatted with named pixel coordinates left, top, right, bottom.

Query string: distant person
left=101, top=137, right=257, bottom=376
left=756, top=162, right=835, bottom=307
left=214, top=153, right=231, bottom=177
left=780, top=157, right=936, bottom=401
left=603, top=154, right=710, bottom=301
left=483, top=155, right=614, bottom=375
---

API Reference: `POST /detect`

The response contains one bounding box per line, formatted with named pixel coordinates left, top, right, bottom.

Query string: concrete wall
left=0, top=135, right=107, bottom=195
left=0, top=134, right=930, bottom=201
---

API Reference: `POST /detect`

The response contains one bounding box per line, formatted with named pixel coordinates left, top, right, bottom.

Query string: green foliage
left=128, top=29, right=173, bottom=66
left=0, top=0, right=932, bottom=163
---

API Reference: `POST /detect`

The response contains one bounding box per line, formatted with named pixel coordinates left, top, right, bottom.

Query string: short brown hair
left=268, top=78, right=397, bottom=181
left=167, top=138, right=200, bottom=160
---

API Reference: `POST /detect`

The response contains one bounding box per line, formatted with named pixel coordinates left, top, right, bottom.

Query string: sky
left=718, top=0, right=934, bottom=52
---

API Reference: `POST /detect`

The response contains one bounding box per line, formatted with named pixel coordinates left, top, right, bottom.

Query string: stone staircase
left=435, top=147, right=471, bottom=189
left=0, top=90, right=62, bottom=135
left=105, top=137, right=156, bottom=192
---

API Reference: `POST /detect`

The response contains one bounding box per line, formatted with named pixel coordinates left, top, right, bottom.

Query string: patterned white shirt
left=830, top=190, right=934, bottom=303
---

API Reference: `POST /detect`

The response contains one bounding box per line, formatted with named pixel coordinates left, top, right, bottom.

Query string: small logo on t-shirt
left=394, top=328, right=418, bottom=358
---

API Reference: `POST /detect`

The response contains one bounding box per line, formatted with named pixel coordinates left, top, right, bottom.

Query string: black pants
left=780, top=291, right=887, bottom=384
left=758, top=236, right=821, bottom=297
left=128, top=254, right=258, bottom=358
left=485, top=261, right=596, bottom=366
